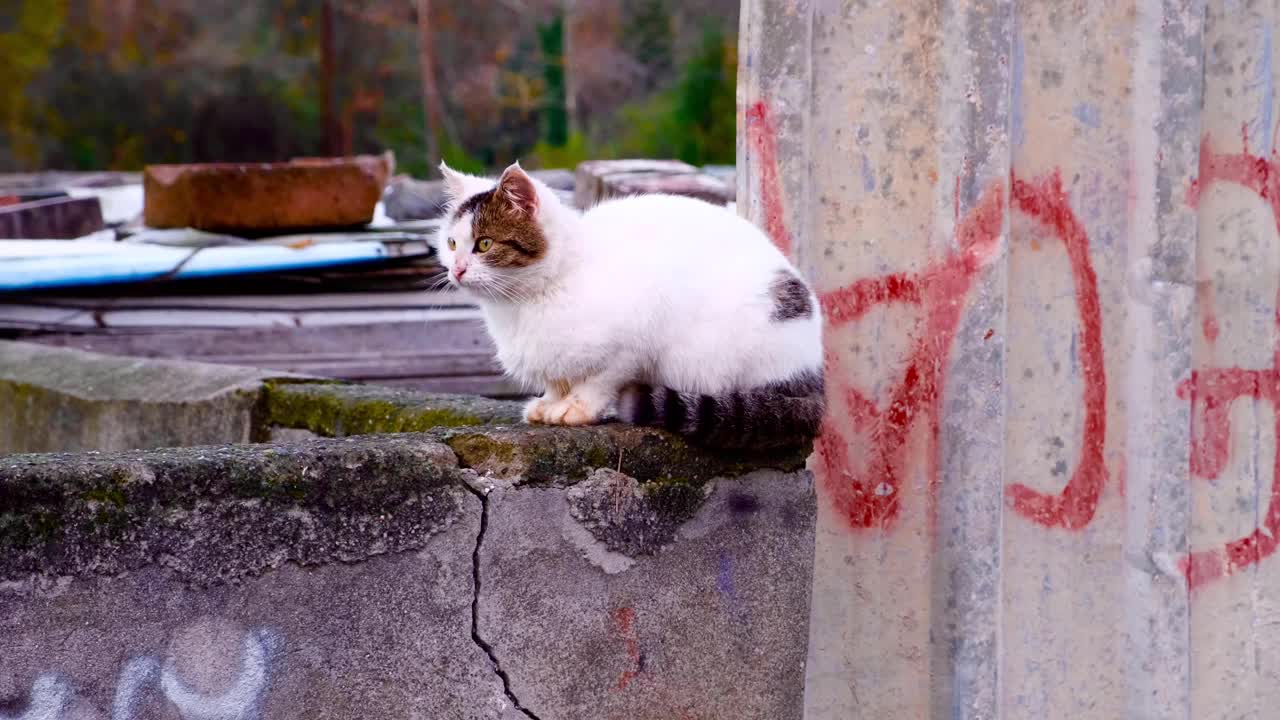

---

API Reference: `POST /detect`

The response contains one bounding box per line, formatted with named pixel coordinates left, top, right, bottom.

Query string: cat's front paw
left=523, top=397, right=552, bottom=424
left=542, top=395, right=601, bottom=426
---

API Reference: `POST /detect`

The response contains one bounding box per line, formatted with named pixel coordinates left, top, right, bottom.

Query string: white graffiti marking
left=6, top=626, right=279, bottom=720
left=159, top=630, right=271, bottom=720
left=110, top=657, right=158, bottom=720
left=0, top=675, right=69, bottom=720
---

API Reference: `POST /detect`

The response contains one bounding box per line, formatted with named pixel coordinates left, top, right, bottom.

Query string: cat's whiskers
left=480, top=274, right=533, bottom=304
left=427, top=274, right=453, bottom=292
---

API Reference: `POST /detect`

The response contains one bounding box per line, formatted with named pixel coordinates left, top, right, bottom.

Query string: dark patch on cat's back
left=769, top=270, right=814, bottom=321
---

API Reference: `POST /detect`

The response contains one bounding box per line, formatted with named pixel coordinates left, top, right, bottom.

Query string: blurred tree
left=671, top=26, right=736, bottom=165
left=537, top=12, right=568, bottom=147
left=413, top=0, right=445, bottom=173
left=320, top=0, right=340, bottom=155
left=607, top=26, right=735, bottom=166
left=0, top=0, right=740, bottom=174
left=0, top=0, right=68, bottom=168
left=621, top=0, right=672, bottom=93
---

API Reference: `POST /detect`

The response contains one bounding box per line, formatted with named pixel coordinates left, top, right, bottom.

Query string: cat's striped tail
left=616, top=369, right=825, bottom=449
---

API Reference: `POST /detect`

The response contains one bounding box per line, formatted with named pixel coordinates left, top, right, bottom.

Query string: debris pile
left=0, top=155, right=735, bottom=396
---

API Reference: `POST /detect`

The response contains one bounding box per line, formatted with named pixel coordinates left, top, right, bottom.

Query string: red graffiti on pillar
left=1003, top=173, right=1109, bottom=530
left=815, top=182, right=1005, bottom=529
left=1180, top=136, right=1280, bottom=589
left=744, top=101, right=793, bottom=256
left=814, top=171, right=1108, bottom=531
left=1197, top=281, right=1221, bottom=343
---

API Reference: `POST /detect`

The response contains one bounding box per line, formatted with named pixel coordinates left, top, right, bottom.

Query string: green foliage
left=0, top=0, right=68, bottom=166
left=439, top=137, right=486, bottom=175
left=608, top=27, right=736, bottom=166
left=536, top=13, right=568, bottom=147
left=374, top=98, right=429, bottom=178
left=621, top=0, right=673, bottom=92
left=0, top=3, right=738, bottom=175
left=528, top=130, right=591, bottom=170
left=670, top=27, right=736, bottom=165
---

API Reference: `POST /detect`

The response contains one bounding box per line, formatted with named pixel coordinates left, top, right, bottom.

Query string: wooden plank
left=22, top=318, right=492, bottom=356
left=192, top=351, right=503, bottom=378
left=7, top=289, right=470, bottom=312
left=21, top=319, right=518, bottom=397
left=0, top=303, right=481, bottom=331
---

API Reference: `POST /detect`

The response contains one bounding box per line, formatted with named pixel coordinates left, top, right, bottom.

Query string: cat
left=433, top=161, right=824, bottom=449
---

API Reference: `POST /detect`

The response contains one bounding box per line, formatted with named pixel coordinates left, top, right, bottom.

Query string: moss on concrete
left=442, top=424, right=811, bottom=488
left=261, top=382, right=524, bottom=438
left=0, top=434, right=469, bottom=585
left=0, top=345, right=816, bottom=581
left=565, top=468, right=715, bottom=556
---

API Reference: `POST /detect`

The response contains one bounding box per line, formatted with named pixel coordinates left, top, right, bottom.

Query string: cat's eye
left=476, top=237, right=493, bottom=252
left=447, top=238, right=456, bottom=251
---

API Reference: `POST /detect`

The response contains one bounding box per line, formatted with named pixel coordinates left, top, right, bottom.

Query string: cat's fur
left=434, top=161, right=824, bottom=448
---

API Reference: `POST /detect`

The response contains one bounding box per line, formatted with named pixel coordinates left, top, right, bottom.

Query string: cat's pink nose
left=453, top=262, right=468, bottom=281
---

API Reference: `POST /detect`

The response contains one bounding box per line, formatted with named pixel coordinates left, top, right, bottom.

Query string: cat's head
left=434, top=161, right=568, bottom=301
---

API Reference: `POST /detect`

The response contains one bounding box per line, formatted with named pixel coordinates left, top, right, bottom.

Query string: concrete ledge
left=0, top=434, right=466, bottom=585
left=0, top=341, right=297, bottom=454
left=442, top=424, right=809, bottom=485
left=1, top=423, right=809, bottom=585
left=261, top=381, right=525, bottom=437
left=0, top=341, right=528, bottom=454
left=0, top=342, right=816, bottom=718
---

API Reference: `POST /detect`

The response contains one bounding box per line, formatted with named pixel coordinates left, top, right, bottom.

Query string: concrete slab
left=0, top=341, right=296, bottom=454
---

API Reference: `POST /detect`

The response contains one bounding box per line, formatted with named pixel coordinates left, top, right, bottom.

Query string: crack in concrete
left=464, top=481, right=543, bottom=720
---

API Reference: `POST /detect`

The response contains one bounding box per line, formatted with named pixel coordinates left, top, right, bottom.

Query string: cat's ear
left=439, top=161, right=469, bottom=203
left=497, top=162, right=539, bottom=217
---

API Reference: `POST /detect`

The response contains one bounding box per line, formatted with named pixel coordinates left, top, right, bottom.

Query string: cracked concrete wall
left=740, top=0, right=1280, bottom=718
left=474, top=470, right=813, bottom=720
left=1, top=426, right=814, bottom=719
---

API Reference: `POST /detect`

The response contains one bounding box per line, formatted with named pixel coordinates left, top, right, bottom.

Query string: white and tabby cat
left=434, top=161, right=824, bottom=448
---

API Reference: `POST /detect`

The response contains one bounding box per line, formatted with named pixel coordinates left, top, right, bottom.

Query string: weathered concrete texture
left=143, top=153, right=393, bottom=233
left=0, top=434, right=466, bottom=585
left=1, top=431, right=816, bottom=718
left=442, top=424, right=810, bottom=485
left=476, top=469, right=815, bottom=720
left=0, top=516, right=528, bottom=720
left=0, top=341, right=295, bottom=454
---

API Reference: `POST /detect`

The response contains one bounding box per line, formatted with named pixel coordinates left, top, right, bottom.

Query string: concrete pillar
left=739, top=1, right=1280, bottom=717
